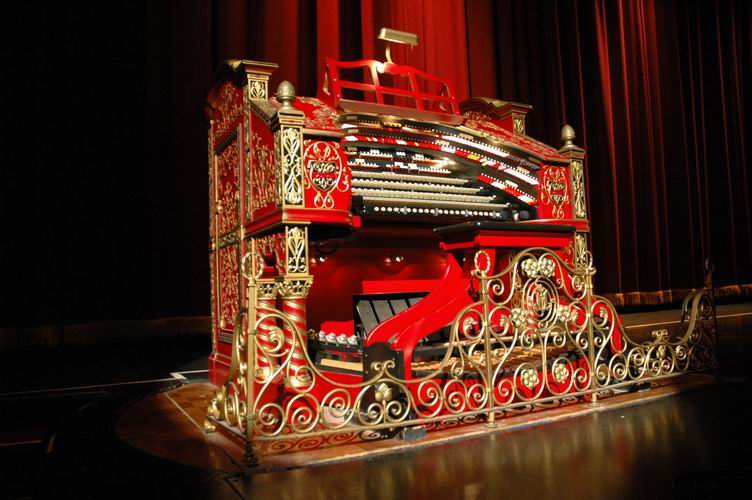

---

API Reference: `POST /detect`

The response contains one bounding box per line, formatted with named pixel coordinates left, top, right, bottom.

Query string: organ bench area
left=206, top=57, right=590, bottom=397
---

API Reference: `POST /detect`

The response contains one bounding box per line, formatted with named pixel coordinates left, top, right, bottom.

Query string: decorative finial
left=276, top=81, right=296, bottom=110
left=560, top=124, right=576, bottom=148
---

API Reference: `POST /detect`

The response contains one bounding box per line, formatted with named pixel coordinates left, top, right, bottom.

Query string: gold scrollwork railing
left=206, top=247, right=717, bottom=464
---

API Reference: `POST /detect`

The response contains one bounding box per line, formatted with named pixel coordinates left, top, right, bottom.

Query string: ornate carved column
left=559, top=124, right=589, bottom=270
left=276, top=225, right=313, bottom=387
left=271, top=81, right=313, bottom=387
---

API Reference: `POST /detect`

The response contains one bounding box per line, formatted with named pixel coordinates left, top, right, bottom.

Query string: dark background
left=1, top=0, right=750, bottom=330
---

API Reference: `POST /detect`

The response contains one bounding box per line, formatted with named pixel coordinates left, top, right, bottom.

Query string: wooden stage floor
left=116, top=375, right=716, bottom=473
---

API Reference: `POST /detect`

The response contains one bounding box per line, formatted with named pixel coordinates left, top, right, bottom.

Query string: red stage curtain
left=5, top=0, right=749, bottom=329
left=213, top=0, right=752, bottom=303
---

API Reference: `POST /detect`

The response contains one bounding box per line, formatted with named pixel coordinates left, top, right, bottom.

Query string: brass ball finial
left=276, top=80, right=296, bottom=109
left=560, top=124, right=576, bottom=148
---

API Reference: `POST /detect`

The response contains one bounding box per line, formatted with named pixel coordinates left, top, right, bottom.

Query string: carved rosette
left=280, top=127, right=304, bottom=206
left=303, top=140, right=349, bottom=209
left=250, top=132, right=277, bottom=215
left=217, top=139, right=240, bottom=235
left=540, top=167, right=569, bottom=219
left=218, top=245, right=239, bottom=329
left=570, top=159, right=587, bottom=218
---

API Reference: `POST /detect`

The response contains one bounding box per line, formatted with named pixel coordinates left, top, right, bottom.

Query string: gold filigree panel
left=571, top=159, right=587, bottom=218
left=513, top=116, right=525, bottom=134
left=280, top=127, right=303, bottom=206
left=574, top=232, right=590, bottom=271
left=285, top=226, right=308, bottom=275
left=248, top=80, right=266, bottom=100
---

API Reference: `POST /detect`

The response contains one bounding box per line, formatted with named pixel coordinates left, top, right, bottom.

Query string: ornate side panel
left=213, top=83, right=243, bottom=148
left=538, top=165, right=571, bottom=220
left=208, top=126, right=218, bottom=351
left=217, top=140, right=240, bottom=236
left=249, top=114, right=279, bottom=221
left=212, top=82, right=243, bottom=340
left=303, top=139, right=350, bottom=210
left=218, top=244, right=240, bottom=333
left=216, top=139, right=242, bottom=339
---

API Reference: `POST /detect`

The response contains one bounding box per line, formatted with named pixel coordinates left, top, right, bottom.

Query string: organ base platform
left=119, top=374, right=716, bottom=471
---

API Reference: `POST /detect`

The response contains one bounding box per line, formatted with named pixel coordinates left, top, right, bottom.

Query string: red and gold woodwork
left=204, top=43, right=715, bottom=456
left=204, top=54, right=596, bottom=389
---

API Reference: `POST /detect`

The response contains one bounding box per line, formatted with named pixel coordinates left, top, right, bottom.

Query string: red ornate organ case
left=206, top=58, right=595, bottom=388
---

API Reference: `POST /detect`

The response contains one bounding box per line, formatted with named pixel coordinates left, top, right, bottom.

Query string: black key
left=372, top=300, right=394, bottom=323
left=389, top=299, right=410, bottom=315
left=356, top=300, right=379, bottom=334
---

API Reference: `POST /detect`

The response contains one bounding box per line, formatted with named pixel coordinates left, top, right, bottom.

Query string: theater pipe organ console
left=204, top=34, right=715, bottom=456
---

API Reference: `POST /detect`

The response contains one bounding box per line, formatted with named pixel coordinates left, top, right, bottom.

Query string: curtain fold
left=217, top=0, right=749, bottom=303
left=4, top=0, right=750, bottom=328
left=56, top=0, right=752, bottom=307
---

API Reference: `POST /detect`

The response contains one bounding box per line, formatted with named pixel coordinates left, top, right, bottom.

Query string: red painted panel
left=538, top=165, right=572, bottom=220
left=307, top=242, right=446, bottom=330
left=303, top=139, right=351, bottom=211
left=361, top=279, right=439, bottom=294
